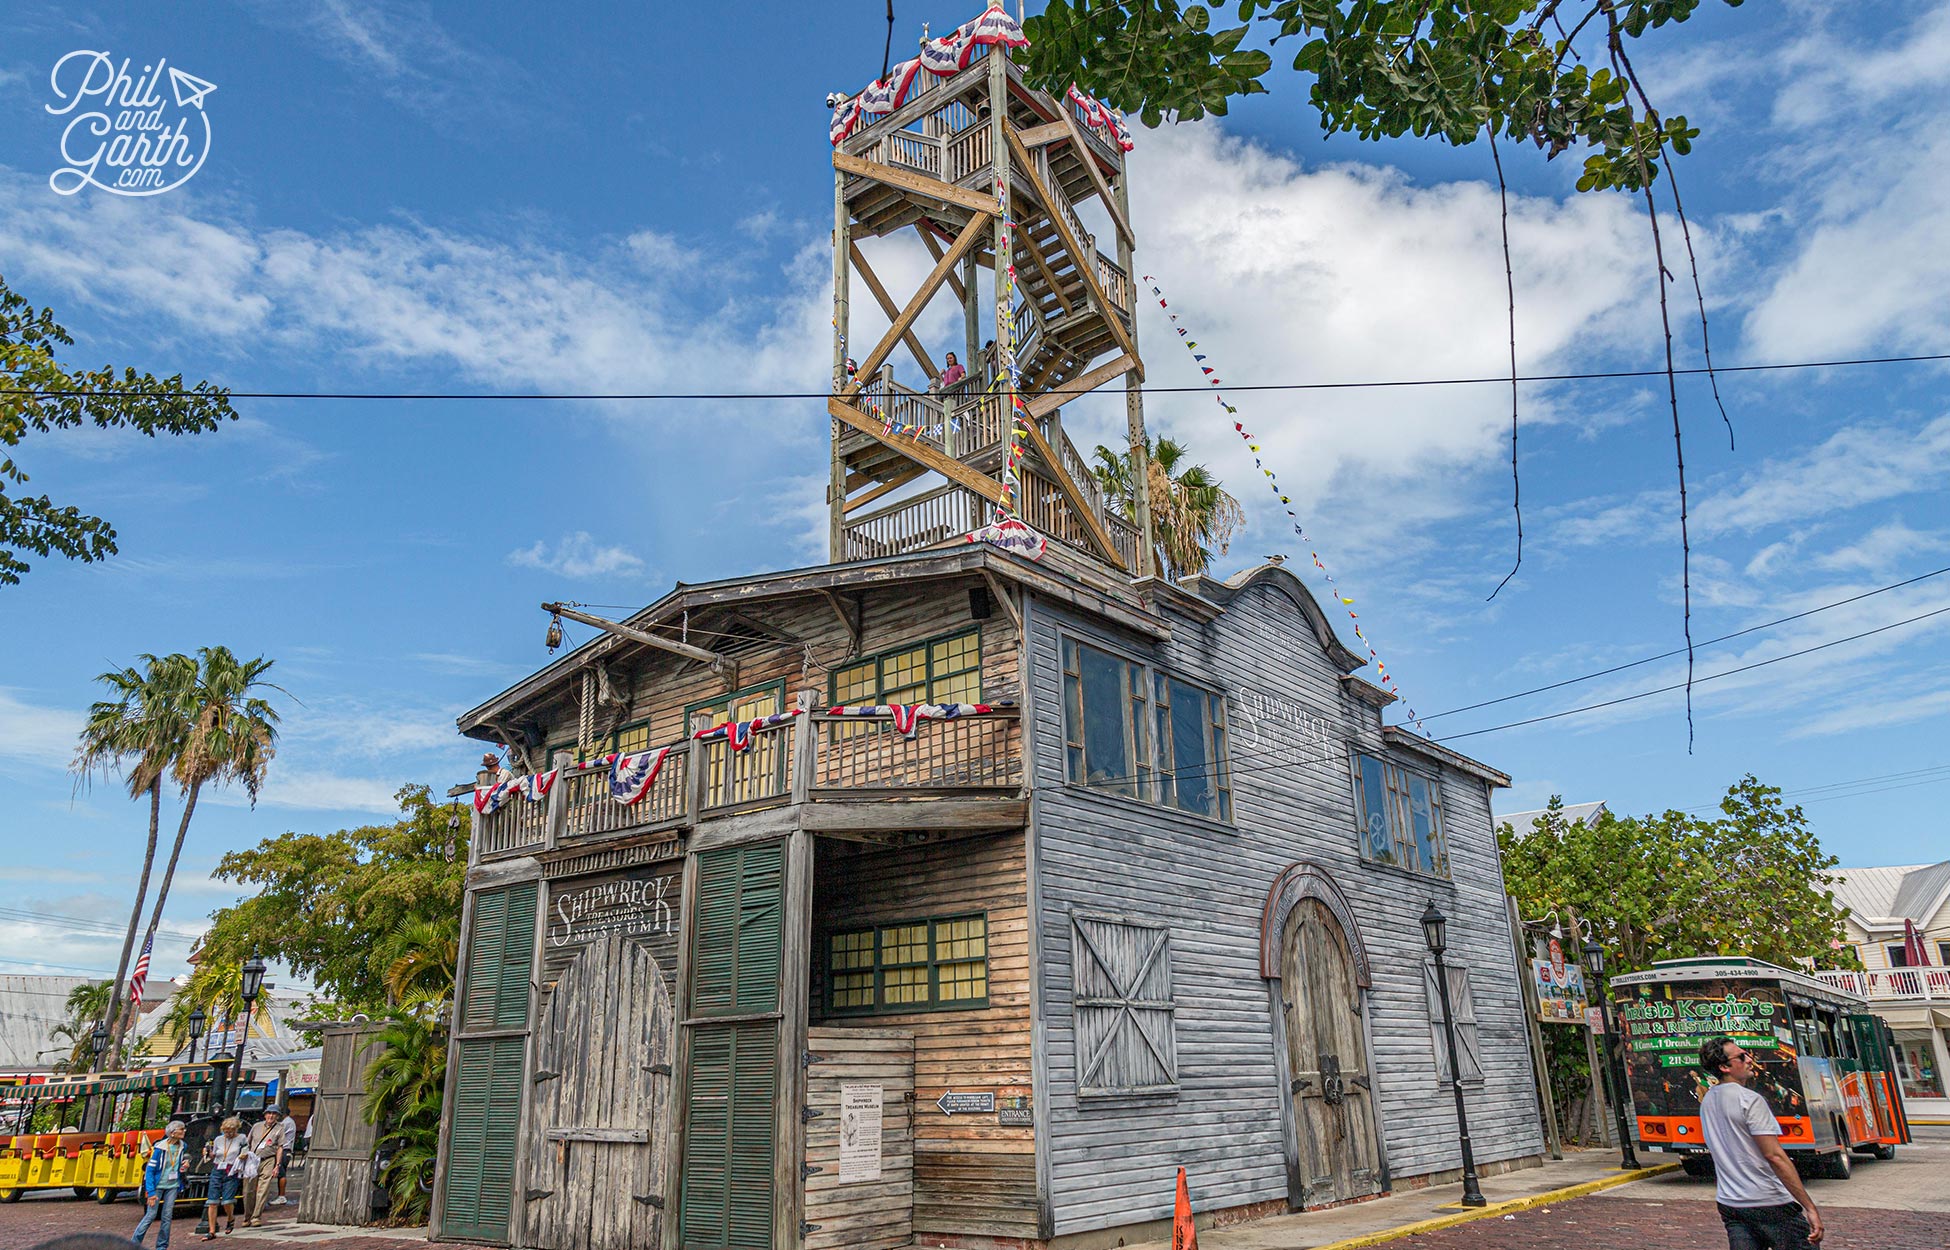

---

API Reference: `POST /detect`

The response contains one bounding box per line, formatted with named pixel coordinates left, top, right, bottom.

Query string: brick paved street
left=0, top=1186, right=469, bottom=1249
left=1402, top=1196, right=1947, bottom=1249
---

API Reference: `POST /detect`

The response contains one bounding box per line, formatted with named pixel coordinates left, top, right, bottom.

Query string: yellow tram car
left=1, top=1063, right=268, bottom=1204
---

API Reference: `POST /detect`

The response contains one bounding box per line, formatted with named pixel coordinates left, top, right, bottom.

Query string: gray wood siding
left=1025, top=577, right=1541, bottom=1236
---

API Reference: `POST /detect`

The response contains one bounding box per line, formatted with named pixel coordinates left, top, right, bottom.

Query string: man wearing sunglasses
left=1698, top=1036, right=1824, bottom=1248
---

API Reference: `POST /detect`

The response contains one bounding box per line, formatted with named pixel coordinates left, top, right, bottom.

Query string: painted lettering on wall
left=548, top=874, right=677, bottom=948
left=1230, top=688, right=1336, bottom=763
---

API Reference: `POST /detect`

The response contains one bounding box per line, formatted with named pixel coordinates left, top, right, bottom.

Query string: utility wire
left=1421, top=564, right=1950, bottom=721
left=2, top=352, right=1944, bottom=403
left=1433, top=603, right=1950, bottom=744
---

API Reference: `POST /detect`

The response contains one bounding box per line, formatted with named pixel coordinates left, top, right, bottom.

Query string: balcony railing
left=1813, top=967, right=1950, bottom=1002
left=470, top=708, right=1024, bottom=862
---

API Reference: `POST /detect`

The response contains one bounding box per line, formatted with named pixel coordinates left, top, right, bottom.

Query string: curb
left=1305, top=1162, right=1682, bottom=1250
left=1910, top=1118, right=1950, bottom=1126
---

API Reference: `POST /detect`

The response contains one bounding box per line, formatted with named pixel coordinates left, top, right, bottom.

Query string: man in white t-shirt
left=1697, top=1036, right=1824, bottom=1248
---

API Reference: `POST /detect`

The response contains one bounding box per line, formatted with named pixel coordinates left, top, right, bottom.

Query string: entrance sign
left=1532, top=957, right=1591, bottom=1023
left=838, top=1084, right=884, bottom=1182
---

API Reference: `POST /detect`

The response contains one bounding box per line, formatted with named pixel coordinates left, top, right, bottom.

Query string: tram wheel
left=0, top=1187, right=23, bottom=1203
left=1680, top=1156, right=1715, bottom=1179
left=95, top=1186, right=122, bottom=1204
left=72, top=1186, right=97, bottom=1200
left=1823, top=1149, right=1853, bottom=1180
left=1872, top=1143, right=1897, bottom=1160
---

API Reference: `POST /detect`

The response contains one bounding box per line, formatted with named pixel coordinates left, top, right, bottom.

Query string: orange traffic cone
left=1173, top=1166, right=1198, bottom=1250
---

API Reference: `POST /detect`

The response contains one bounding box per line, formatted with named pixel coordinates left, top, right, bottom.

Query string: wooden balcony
left=1814, top=967, right=1950, bottom=1004
left=471, top=709, right=1025, bottom=863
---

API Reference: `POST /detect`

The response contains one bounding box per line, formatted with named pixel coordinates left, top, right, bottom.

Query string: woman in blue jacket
left=132, top=1120, right=192, bottom=1248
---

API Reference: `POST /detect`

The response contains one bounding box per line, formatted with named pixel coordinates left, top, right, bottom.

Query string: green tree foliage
left=165, top=785, right=468, bottom=1024
left=48, top=980, right=112, bottom=1071
left=1093, top=435, right=1244, bottom=578
left=1, top=274, right=236, bottom=585
left=363, top=1013, right=448, bottom=1226
left=1498, top=778, right=1853, bottom=979
left=1022, top=0, right=1735, bottom=193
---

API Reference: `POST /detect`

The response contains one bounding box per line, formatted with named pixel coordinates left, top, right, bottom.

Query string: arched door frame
left=1261, top=863, right=1392, bottom=1205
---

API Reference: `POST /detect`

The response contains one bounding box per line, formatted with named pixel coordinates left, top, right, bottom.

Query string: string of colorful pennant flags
left=1139, top=274, right=1424, bottom=729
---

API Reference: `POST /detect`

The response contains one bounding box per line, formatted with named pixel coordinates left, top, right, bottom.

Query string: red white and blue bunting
left=692, top=707, right=806, bottom=752
left=607, top=747, right=671, bottom=805
left=473, top=767, right=558, bottom=815
left=830, top=7, right=1029, bottom=145
left=827, top=7, right=1131, bottom=155
left=1139, top=274, right=1424, bottom=729
left=826, top=702, right=996, bottom=738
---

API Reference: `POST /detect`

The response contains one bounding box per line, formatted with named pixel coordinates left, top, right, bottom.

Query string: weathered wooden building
left=434, top=9, right=1540, bottom=1249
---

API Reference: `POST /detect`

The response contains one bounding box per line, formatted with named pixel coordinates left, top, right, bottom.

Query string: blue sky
left=2, top=1, right=1947, bottom=988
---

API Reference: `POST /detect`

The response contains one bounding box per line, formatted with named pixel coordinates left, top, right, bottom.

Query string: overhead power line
left=1421, top=564, right=1950, bottom=721
left=1433, top=604, right=1950, bottom=744
left=1, top=352, right=1944, bottom=404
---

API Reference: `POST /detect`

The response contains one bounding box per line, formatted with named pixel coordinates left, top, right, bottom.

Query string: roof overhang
left=1383, top=725, right=1511, bottom=788
left=459, top=547, right=1168, bottom=737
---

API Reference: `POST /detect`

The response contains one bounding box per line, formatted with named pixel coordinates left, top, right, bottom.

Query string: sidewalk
left=1904, top=1095, right=1949, bottom=1124
left=1120, top=1150, right=1674, bottom=1250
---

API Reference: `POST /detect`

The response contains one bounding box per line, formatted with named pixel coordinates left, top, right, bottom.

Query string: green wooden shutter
left=462, top=882, right=537, bottom=1032
left=680, top=844, right=784, bottom=1248
left=442, top=1036, right=524, bottom=1242
left=679, top=1021, right=777, bottom=1249
left=689, top=844, right=782, bottom=1017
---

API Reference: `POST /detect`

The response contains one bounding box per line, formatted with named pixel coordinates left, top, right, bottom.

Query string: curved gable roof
left=1181, top=562, right=1366, bottom=674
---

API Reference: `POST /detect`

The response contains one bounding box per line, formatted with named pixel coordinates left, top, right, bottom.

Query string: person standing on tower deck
left=937, top=352, right=965, bottom=390
left=1696, top=1036, right=1824, bottom=1249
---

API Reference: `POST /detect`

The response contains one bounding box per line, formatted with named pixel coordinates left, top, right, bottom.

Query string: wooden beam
left=799, top=796, right=1028, bottom=833
left=1014, top=226, right=1073, bottom=315
left=849, top=241, right=938, bottom=380
left=1004, top=128, right=1143, bottom=381
left=816, top=590, right=861, bottom=659
left=1017, top=121, right=1069, bottom=148
left=842, top=213, right=990, bottom=398
left=980, top=568, right=1023, bottom=637
left=834, top=150, right=999, bottom=217
left=1016, top=415, right=1123, bottom=566
left=1026, top=352, right=1137, bottom=419
left=1059, top=110, right=1134, bottom=248
left=913, top=224, right=967, bottom=303
left=843, top=463, right=927, bottom=513
left=541, top=603, right=730, bottom=671
left=828, top=396, right=1007, bottom=506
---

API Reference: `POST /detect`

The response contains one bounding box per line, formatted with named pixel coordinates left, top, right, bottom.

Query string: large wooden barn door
left=524, top=931, right=675, bottom=1250
left=1281, top=898, right=1382, bottom=1207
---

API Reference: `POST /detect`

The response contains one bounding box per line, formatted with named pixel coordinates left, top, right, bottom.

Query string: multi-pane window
left=548, top=719, right=654, bottom=766
left=1061, top=636, right=1231, bottom=821
left=1154, top=675, right=1232, bottom=821
left=1061, top=637, right=1150, bottom=800
left=1351, top=753, right=1449, bottom=877
left=830, top=629, right=983, bottom=707
left=826, top=914, right=988, bottom=1014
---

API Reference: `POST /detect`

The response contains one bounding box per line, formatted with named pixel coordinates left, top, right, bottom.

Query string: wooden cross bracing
left=828, top=45, right=1154, bottom=575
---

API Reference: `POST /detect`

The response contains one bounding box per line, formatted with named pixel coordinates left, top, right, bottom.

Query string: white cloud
left=215, top=769, right=408, bottom=815
left=1811, top=520, right=1948, bottom=574
left=507, top=531, right=648, bottom=579
left=0, top=689, right=83, bottom=773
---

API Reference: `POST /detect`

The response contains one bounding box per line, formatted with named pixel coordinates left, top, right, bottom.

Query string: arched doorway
left=1263, top=866, right=1383, bottom=1208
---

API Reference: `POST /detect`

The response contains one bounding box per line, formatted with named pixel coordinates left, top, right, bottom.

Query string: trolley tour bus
left=0, top=1062, right=269, bottom=1204
left=1612, top=957, right=1911, bottom=1180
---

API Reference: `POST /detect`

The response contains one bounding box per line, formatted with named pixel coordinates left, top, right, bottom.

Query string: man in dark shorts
left=1697, top=1036, right=1825, bottom=1248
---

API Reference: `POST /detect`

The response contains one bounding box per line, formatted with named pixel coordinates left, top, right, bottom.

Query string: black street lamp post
left=1422, top=902, right=1486, bottom=1207
left=1582, top=939, right=1642, bottom=1170
left=187, top=1007, right=207, bottom=1064
left=235, top=955, right=267, bottom=1096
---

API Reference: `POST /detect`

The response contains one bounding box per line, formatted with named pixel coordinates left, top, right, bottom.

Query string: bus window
left=1813, top=1007, right=1840, bottom=1060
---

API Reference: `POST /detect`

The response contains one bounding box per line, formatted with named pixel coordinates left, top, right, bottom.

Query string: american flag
left=127, top=934, right=154, bottom=1014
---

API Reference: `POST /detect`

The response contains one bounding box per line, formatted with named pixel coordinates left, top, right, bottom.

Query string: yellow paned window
left=825, top=914, right=989, bottom=1014
left=613, top=723, right=651, bottom=756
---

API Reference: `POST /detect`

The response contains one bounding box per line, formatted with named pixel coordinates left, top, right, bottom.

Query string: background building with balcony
left=1818, top=859, right=1950, bottom=1107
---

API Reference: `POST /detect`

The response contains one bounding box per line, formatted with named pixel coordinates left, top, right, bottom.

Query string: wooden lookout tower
left=826, top=2, right=1156, bottom=578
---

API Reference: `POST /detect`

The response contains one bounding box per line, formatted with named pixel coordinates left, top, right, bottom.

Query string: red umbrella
left=1903, top=918, right=1931, bottom=967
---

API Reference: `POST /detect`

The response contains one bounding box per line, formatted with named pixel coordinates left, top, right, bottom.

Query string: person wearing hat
left=241, top=1108, right=286, bottom=1227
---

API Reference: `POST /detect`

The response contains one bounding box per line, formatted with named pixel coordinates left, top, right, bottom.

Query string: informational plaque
left=1586, top=1006, right=1607, bottom=1034
left=838, top=1084, right=883, bottom=1183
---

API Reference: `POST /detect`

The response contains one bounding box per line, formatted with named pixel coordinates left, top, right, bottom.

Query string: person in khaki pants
left=241, top=1109, right=286, bottom=1227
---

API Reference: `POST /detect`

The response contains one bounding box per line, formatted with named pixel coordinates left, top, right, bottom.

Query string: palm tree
left=1093, top=436, right=1244, bottom=580
left=363, top=1012, right=448, bottom=1224
left=378, top=915, right=460, bottom=1011
left=116, top=647, right=283, bottom=1061
left=72, top=653, right=197, bottom=1071
left=49, top=980, right=112, bottom=1071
